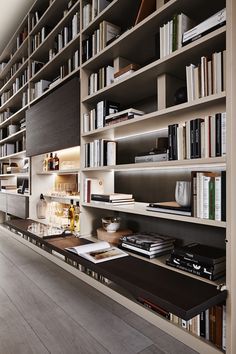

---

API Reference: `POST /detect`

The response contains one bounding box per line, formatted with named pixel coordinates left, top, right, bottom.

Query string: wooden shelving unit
left=1, top=0, right=235, bottom=353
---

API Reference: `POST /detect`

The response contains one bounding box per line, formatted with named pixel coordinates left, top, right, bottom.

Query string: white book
left=106, top=141, right=116, bottom=166
left=164, top=22, right=169, bottom=56
left=65, top=241, right=128, bottom=263
left=177, top=125, right=184, bottom=160
left=215, top=51, right=222, bottom=93
left=96, top=29, right=100, bottom=53
left=210, top=115, right=216, bottom=157
left=203, top=176, right=210, bottom=219
left=196, top=172, right=204, bottom=218
left=221, top=112, right=226, bottom=155
left=222, top=304, right=226, bottom=351
left=186, top=64, right=195, bottom=101
left=74, top=49, right=79, bottom=68
left=64, top=26, right=69, bottom=46
left=83, top=113, right=90, bottom=133
left=58, top=33, right=63, bottom=51
left=94, top=72, right=98, bottom=92
left=215, top=176, right=222, bottom=221
left=207, top=60, right=213, bottom=95
left=222, top=49, right=226, bottom=91
left=105, top=108, right=144, bottom=120
left=89, top=141, right=95, bottom=167
left=90, top=108, right=96, bottom=130
left=92, top=0, right=98, bottom=19
left=178, top=13, right=193, bottom=49
left=106, top=65, right=114, bottom=86
left=193, top=66, right=200, bottom=100
left=96, top=100, right=104, bottom=128
left=200, top=56, right=208, bottom=98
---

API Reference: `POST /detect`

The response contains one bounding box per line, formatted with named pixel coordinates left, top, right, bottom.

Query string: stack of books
left=146, top=201, right=191, bottom=216
left=166, top=243, right=226, bottom=280
left=114, top=63, right=140, bottom=82
left=91, top=193, right=134, bottom=205
left=119, top=232, right=175, bottom=258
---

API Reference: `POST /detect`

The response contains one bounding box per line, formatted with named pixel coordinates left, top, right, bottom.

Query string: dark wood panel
left=5, top=219, right=227, bottom=321
left=26, top=76, right=80, bottom=156
left=6, top=195, right=29, bottom=219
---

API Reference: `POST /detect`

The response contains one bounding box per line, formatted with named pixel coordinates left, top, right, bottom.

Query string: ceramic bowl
left=102, top=217, right=121, bottom=233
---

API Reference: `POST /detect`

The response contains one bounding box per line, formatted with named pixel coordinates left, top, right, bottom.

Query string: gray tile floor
left=0, top=229, right=199, bottom=354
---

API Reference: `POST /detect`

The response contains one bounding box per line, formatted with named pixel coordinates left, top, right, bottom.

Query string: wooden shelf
left=82, top=92, right=226, bottom=139
left=0, top=150, right=26, bottom=161
left=82, top=26, right=225, bottom=105
left=0, top=129, right=26, bottom=145
left=0, top=82, right=28, bottom=112
left=0, top=106, right=27, bottom=129
left=44, top=194, right=80, bottom=203
left=37, top=168, right=80, bottom=175
left=0, top=173, right=29, bottom=178
left=82, top=201, right=226, bottom=228
left=4, top=218, right=227, bottom=321
left=82, top=157, right=226, bottom=172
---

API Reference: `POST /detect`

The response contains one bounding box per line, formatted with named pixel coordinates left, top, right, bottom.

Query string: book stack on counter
left=191, top=170, right=226, bottom=221
left=91, top=193, right=134, bottom=205
left=166, top=243, right=226, bottom=281
left=168, top=113, right=226, bottom=160
left=146, top=201, right=191, bottom=216
left=119, top=232, right=175, bottom=259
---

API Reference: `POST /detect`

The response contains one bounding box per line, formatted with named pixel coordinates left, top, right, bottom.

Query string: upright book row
left=82, top=0, right=112, bottom=29
left=2, top=57, right=27, bottom=87
left=82, top=20, right=120, bottom=62
left=88, top=64, right=114, bottom=95
left=186, top=50, right=226, bottom=101
left=191, top=170, right=226, bottom=221
left=84, top=139, right=117, bottom=168
left=168, top=113, right=226, bottom=161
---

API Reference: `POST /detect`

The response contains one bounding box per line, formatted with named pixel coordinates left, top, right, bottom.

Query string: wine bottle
left=74, top=201, right=80, bottom=235
left=48, top=152, right=54, bottom=170
left=68, top=199, right=75, bottom=232
left=54, top=153, right=59, bottom=170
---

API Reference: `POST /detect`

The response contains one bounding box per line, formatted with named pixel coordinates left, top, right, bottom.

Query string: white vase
left=175, top=181, right=191, bottom=207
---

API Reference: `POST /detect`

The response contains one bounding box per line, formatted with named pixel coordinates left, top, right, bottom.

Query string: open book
left=65, top=241, right=128, bottom=263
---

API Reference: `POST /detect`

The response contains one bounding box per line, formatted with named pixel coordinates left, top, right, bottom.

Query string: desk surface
left=5, top=219, right=227, bottom=320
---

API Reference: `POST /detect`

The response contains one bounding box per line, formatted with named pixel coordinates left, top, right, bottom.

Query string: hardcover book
left=66, top=241, right=128, bottom=263
left=147, top=201, right=191, bottom=216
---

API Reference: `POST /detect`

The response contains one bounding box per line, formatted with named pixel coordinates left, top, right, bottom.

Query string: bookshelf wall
left=1, top=0, right=236, bottom=353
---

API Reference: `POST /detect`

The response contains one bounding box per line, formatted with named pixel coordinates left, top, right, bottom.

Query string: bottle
left=68, top=199, right=75, bottom=232
left=54, top=153, right=59, bottom=170
left=48, top=152, right=54, bottom=170
left=74, top=201, right=80, bottom=235
left=36, top=194, right=47, bottom=219
left=43, top=154, right=49, bottom=172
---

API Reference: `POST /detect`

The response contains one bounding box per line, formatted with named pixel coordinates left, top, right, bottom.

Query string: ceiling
left=0, top=0, right=35, bottom=54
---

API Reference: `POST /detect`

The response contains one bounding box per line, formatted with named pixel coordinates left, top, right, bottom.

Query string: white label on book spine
left=215, top=176, right=222, bottom=221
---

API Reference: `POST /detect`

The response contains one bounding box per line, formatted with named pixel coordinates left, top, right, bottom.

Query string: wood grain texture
left=26, top=76, right=80, bottom=157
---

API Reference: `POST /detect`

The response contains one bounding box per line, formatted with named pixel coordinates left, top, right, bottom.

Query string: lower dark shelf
left=5, top=219, right=227, bottom=321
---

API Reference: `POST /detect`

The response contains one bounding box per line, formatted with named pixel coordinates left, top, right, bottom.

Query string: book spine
left=209, top=177, right=215, bottom=220
left=215, top=113, right=222, bottom=157
left=172, top=124, right=178, bottom=160
left=200, top=311, right=206, bottom=337
left=168, top=125, right=173, bottom=160
left=190, top=119, right=195, bottom=158
left=221, top=112, right=226, bottom=155
left=221, top=171, right=226, bottom=221
left=215, top=304, right=223, bottom=348
left=215, top=176, right=221, bottom=221
left=222, top=304, right=226, bottom=350
left=203, top=176, right=210, bottom=219
left=195, top=118, right=203, bottom=158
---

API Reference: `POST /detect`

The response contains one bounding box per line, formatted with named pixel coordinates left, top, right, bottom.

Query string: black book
left=120, top=233, right=175, bottom=251
left=200, top=311, right=206, bottom=338
left=167, top=254, right=226, bottom=273
left=168, top=125, right=173, bottom=160
left=190, top=119, right=195, bottom=158
left=171, top=243, right=226, bottom=265
left=194, top=118, right=204, bottom=158
left=215, top=113, right=222, bottom=157
left=166, top=258, right=225, bottom=280
left=172, top=124, right=178, bottom=160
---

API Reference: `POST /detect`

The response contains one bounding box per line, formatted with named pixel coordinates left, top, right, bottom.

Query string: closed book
left=91, top=193, right=133, bottom=202
left=195, top=118, right=204, bottom=158
left=137, top=297, right=170, bottom=319
left=120, top=233, right=175, bottom=250
left=215, top=176, right=221, bottom=221
left=215, top=304, right=223, bottom=348
left=215, top=113, right=222, bottom=156
left=120, top=242, right=173, bottom=256
left=200, top=311, right=206, bottom=337
left=119, top=244, right=172, bottom=259
left=171, top=243, right=226, bottom=266
left=209, top=306, right=216, bottom=344
left=168, top=124, right=173, bottom=160
left=114, top=63, right=140, bottom=78
left=172, top=124, right=178, bottom=160
left=209, top=177, right=215, bottom=220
